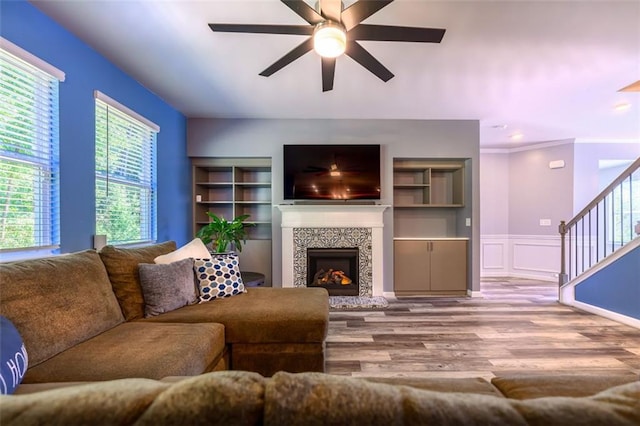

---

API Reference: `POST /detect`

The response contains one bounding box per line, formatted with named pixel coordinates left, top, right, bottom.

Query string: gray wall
left=479, top=153, right=509, bottom=235
left=481, top=141, right=639, bottom=238
left=508, top=142, right=575, bottom=235
left=188, top=118, right=481, bottom=292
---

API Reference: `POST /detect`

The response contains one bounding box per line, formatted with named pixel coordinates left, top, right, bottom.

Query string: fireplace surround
left=278, top=204, right=389, bottom=297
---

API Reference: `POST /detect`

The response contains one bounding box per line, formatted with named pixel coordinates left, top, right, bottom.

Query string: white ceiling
left=31, top=0, right=640, bottom=148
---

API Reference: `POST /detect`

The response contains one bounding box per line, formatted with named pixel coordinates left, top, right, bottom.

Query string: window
left=609, top=171, right=640, bottom=246
left=0, top=38, right=64, bottom=254
left=600, top=160, right=640, bottom=248
left=94, top=91, right=159, bottom=245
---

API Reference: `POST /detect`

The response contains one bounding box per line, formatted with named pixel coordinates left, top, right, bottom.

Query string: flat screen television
left=283, top=144, right=381, bottom=200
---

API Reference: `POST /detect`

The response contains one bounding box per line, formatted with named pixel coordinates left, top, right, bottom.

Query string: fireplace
left=278, top=204, right=389, bottom=297
left=307, top=248, right=359, bottom=296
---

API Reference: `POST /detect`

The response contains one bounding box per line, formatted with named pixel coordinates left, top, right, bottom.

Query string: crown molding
left=481, top=138, right=574, bottom=154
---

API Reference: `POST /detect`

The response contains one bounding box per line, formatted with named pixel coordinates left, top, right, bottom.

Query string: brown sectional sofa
left=2, top=241, right=639, bottom=422
left=3, top=371, right=639, bottom=425
left=0, top=241, right=329, bottom=383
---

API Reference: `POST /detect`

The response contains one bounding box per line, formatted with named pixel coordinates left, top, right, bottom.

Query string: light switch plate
left=465, top=218, right=471, bottom=226
left=539, top=219, right=552, bottom=226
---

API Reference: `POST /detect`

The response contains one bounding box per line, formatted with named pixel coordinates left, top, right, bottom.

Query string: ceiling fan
left=208, top=0, right=446, bottom=92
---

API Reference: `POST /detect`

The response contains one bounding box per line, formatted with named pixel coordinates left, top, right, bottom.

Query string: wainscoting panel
left=512, top=236, right=560, bottom=278
left=482, top=243, right=506, bottom=269
left=481, top=235, right=560, bottom=281
left=480, top=236, right=509, bottom=277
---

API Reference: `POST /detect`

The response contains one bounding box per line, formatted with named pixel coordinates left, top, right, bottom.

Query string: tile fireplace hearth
left=278, top=205, right=389, bottom=297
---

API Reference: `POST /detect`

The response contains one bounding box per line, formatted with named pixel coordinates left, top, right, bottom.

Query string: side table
left=241, top=271, right=266, bottom=287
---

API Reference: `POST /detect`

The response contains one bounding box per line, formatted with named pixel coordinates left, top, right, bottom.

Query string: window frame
left=94, top=90, right=159, bottom=247
left=0, top=37, right=64, bottom=259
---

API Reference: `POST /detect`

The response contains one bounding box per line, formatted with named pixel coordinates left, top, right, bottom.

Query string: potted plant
left=196, top=212, right=254, bottom=253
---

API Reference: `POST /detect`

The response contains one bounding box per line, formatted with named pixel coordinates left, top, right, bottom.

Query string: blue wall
left=576, top=244, right=640, bottom=320
left=1, top=1, right=191, bottom=251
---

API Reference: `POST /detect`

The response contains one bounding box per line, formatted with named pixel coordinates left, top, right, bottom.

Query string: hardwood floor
left=326, top=278, right=640, bottom=380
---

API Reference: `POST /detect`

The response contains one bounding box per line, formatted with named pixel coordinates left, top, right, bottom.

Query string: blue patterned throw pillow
left=0, top=316, right=28, bottom=394
left=194, top=254, right=246, bottom=302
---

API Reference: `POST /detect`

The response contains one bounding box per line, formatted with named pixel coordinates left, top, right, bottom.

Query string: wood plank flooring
left=325, top=278, right=640, bottom=380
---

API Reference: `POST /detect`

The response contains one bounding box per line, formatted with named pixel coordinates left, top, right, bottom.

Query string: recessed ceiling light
left=510, top=132, right=524, bottom=140
left=614, top=102, right=631, bottom=112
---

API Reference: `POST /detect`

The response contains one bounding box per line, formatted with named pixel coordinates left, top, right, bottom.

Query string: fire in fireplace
left=312, top=269, right=352, bottom=285
left=307, top=248, right=359, bottom=296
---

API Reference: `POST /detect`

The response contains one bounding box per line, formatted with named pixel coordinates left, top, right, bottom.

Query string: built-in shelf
left=191, top=157, right=273, bottom=286
left=192, top=158, right=273, bottom=241
left=392, top=158, right=468, bottom=295
left=393, top=160, right=464, bottom=207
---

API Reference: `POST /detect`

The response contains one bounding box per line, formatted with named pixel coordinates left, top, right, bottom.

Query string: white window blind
left=95, top=91, right=158, bottom=245
left=0, top=40, right=63, bottom=253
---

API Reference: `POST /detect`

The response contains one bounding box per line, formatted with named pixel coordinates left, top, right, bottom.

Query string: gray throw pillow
left=138, top=258, right=198, bottom=317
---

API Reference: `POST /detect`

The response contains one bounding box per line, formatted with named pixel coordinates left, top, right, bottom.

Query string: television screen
left=283, top=144, right=381, bottom=200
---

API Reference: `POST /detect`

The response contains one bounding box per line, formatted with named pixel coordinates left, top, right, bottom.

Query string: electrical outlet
left=465, top=218, right=471, bottom=227
left=539, top=219, right=552, bottom=226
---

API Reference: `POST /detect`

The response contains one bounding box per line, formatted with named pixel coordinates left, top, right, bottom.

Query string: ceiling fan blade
left=281, top=0, right=324, bottom=25
left=341, top=0, right=394, bottom=31
left=209, top=23, right=312, bottom=36
left=349, top=24, right=446, bottom=43
left=319, top=0, right=342, bottom=22
left=346, top=41, right=394, bottom=82
left=259, top=38, right=314, bottom=77
left=321, top=57, right=336, bottom=92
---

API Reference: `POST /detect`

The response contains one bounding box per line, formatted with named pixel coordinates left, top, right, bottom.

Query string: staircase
left=558, top=157, right=640, bottom=327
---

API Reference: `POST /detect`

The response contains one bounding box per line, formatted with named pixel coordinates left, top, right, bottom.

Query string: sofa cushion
left=141, top=287, right=329, bottom=344
left=2, top=371, right=266, bottom=425
left=264, top=372, right=640, bottom=426
left=0, top=250, right=124, bottom=367
left=265, top=372, right=518, bottom=425
left=0, top=317, right=28, bottom=394
left=153, top=238, right=210, bottom=264
left=492, top=374, right=640, bottom=399
left=99, top=241, right=177, bottom=320
left=138, top=258, right=198, bottom=317
left=511, top=381, right=640, bottom=424
left=23, top=322, right=226, bottom=383
left=194, top=255, right=246, bottom=302
left=2, top=373, right=639, bottom=425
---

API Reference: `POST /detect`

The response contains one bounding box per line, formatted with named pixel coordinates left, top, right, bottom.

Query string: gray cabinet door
left=394, top=239, right=468, bottom=295
left=430, top=240, right=468, bottom=292
left=394, top=240, right=430, bottom=293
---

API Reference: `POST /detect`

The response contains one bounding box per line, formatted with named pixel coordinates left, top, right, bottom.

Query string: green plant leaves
left=195, top=212, right=254, bottom=253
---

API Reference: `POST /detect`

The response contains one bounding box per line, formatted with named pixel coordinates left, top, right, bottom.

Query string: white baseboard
left=568, top=300, right=640, bottom=329
left=467, top=290, right=482, bottom=298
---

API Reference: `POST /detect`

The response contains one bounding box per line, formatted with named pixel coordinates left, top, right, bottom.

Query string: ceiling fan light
left=314, top=22, right=346, bottom=58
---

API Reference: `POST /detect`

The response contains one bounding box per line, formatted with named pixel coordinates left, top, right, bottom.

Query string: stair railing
left=559, top=157, right=640, bottom=285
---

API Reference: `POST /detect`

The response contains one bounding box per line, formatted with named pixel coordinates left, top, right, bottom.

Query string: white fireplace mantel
left=278, top=204, right=389, bottom=228
left=277, top=204, right=390, bottom=297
